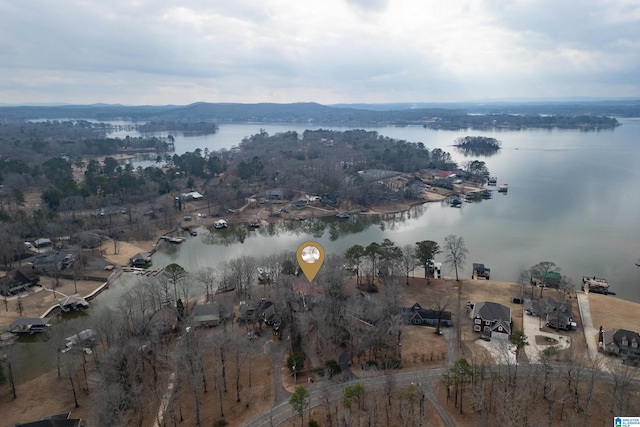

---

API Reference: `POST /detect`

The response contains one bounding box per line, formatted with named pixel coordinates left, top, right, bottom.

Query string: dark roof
left=408, top=303, right=451, bottom=321
left=10, top=317, right=52, bottom=328
left=613, top=329, right=640, bottom=345
left=193, top=304, right=220, bottom=322
left=193, top=303, right=220, bottom=318
left=130, top=252, right=152, bottom=261
left=472, top=301, right=511, bottom=323
left=15, top=412, right=81, bottom=427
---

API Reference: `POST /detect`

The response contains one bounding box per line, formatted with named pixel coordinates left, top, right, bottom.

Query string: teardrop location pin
left=296, top=241, right=325, bottom=282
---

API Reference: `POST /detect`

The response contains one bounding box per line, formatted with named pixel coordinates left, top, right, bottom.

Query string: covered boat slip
left=582, top=276, right=612, bottom=295
left=9, top=317, right=52, bottom=334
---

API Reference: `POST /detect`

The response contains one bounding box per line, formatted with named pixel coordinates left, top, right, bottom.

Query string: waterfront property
left=213, top=219, right=228, bottom=229
left=471, top=301, right=512, bottom=339
left=582, top=276, right=610, bottom=294
left=0, top=265, right=40, bottom=296
left=600, top=328, right=640, bottom=365
left=9, top=317, right=52, bottom=334
left=472, top=263, right=491, bottom=280
left=524, top=296, right=575, bottom=330
left=130, top=252, right=152, bottom=267
left=59, top=294, right=89, bottom=312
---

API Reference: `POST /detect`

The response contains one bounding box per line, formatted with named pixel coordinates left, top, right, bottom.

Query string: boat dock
left=582, top=276, right=611, bottom=295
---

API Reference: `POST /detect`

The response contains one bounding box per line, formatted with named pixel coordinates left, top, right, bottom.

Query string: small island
left=454, top=136, right=502, bottom=153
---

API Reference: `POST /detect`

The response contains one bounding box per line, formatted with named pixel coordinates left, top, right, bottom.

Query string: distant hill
left=1, top=100, right=638, bottom=128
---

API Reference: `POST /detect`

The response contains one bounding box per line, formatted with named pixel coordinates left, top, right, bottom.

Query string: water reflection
left=455, top=147, right=501, bottom=158
left=190, top=205, right=429, bottom=247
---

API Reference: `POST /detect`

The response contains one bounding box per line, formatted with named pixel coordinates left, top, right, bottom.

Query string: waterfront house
left=471, top=301, right=512, bottom=339
left=293, top=280, right=324, bottom=307
left=600, top=328, right=640, bottom=365
left=524, top=297, right=574, bottom=330
left=0, top=265, right=40, bottom=296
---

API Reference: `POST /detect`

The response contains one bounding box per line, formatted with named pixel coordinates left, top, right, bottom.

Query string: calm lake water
left=12, top=118, right=640, bottom=382
left=110, top=119, right=640, bottom=304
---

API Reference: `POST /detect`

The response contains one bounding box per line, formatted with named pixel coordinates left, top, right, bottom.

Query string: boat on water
left=161, top=236, right=185, bottom=244
left=498, top=184, right=509, bottom=193
left=636, top=258, right=640, bottom=267
left=248, top=218, right=261, bottom=228
left=450, top=197, right=462, bottom=207
left=336, top=212, right=350, bottom=219
left=487, top=177, right=497, bottom=186
left=213, top=219, right=228, bottom=229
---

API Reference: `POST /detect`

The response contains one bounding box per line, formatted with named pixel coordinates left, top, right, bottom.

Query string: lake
left=111, top=119, right=640, bottom=304
left=12, top=117, right=640, bottom=382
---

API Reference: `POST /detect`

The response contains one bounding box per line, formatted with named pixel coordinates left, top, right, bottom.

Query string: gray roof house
left=471, top=301, right=512, bottom=339
left=406, top=302, right=452, bottom=327
left=600, top=328, right=640, bottom=365
left=524, top=297, right=574, bottom=330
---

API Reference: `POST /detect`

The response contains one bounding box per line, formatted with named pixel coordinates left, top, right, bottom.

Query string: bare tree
left=528, top=261, right=560, bottom=299
left=195, top=267, right=217, bottom=303
left=608, top=359, right=638, bottom=415
left=431, top=290, right=452, bottom=335
left=400, top=244, right=416, bottom=285
left=442, top=234, right=468, bottom=281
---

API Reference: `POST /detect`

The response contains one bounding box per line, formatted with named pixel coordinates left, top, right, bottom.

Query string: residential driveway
left=522, top=306, right=571, bottom=363
left=475, top=337, right=516, bottom=365
left=576, top=291, right=611, bottom=371
left=576, top=291, right=599, bottom=359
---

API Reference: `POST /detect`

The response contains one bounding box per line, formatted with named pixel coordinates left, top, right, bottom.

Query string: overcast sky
left=1, top=0, right=639, bottom=105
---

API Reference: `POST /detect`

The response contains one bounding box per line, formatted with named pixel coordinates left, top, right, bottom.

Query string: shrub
left=287, top=351, right=305, bottom=371
left=325, top=359, right=342, bottom=378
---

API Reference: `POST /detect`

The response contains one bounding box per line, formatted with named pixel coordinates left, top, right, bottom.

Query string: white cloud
left=0, top=0, right=638, bottom=104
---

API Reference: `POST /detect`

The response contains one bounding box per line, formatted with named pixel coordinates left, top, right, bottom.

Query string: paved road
left=245, top=368, right=453, bottom=427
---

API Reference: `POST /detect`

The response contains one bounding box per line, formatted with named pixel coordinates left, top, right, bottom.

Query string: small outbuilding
left=192, top=303, right=221, bottom=327
left=130, top=252, right=152, bottom=267
left=59, top=294, right=89, bottom=312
